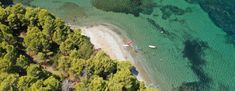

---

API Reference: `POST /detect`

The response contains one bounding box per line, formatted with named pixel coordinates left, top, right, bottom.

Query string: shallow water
left=20, top=0, right=235, bottom=90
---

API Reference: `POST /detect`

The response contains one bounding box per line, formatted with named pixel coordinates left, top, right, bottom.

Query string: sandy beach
left=70, top=23, right=147, bottom=81
left=81, top=25, right=133, bottom=60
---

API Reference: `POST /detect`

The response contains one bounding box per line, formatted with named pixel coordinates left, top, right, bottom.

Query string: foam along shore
left=71, top=24, right=147, bottom=82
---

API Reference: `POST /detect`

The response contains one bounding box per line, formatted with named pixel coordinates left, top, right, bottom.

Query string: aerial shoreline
left=69, top=23, right=158, bottom=88
left=6, top=0, right=235, bottom=90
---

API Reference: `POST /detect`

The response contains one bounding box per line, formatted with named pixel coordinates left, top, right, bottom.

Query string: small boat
left=127, top=41, right=133, bottom=45
left=123, top=44, right=130, bottom=47
left=148, top=45, right=157, bottom=49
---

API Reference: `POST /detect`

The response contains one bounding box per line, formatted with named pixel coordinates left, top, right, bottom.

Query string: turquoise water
left=21, top=0, right=235, bottom=91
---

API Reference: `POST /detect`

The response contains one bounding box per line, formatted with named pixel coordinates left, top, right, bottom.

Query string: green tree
left=24, top=26, right=51, bottom=58
left=56, top=56, right=71, bottom=72
left=3, top=45, right=18, bottom=63
left=0, top=74, right=18, bottom=91
left=74, top=77, right=89, bottom=91
left=0, top=58, right=13, bottom=72
left=7, top=13, right=18, bottom=29
left=0, top=23, right=16, bottom=44
left=59, top=30, right=93, bottom=59
left=24, top=7, right=40, bottom=26
left=30, top=76, right=61, bottom=91
left=43, top=76, right=61, bottom=90
left=117, top=61, right=133, bottom=71
left=107, top=69, right=139, bottom=91
left=89, top=75, right=106, bottom=91
left=69, top=58, right=87, bottom=77
left=0, top=43, right=17, bottom=72
left=16, top=55, right=30, bottom=69
left=5, top=4, right=26, bottom=30
left=26, top=64, right=50, bottom=79
left=42, top=16, right=55, bottom=38
left=37, top=9, right=52, bottom=27
left=8, top=4, right=25, bottom=14
left=76, top=35, right=93, bottom=59
left=34, top=52, right=46, bottom=63
left=0, top=72, right=9, bottom=83
left=37, top=9, right=57, bottom=40
left=0, top=7, right=8, bottom=21
left=9, top=4, right=26, bottom=24
left=30, top=80, right=44, bottom=91
left=52, top=18, right=70, bottom=44
left=17, top=76, right=36, bottom=91
left=59, top=30, right=82, bottom=55
left=88, top=51, right=116, bottom=77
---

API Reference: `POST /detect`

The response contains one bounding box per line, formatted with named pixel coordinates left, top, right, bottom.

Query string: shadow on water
left=176, top=39, right=211, bottom=91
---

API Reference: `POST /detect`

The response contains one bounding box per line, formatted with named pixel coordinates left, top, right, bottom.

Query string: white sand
left=72, top=24, right=143, bottom=81
left=80, top=25, right=132, bottom=61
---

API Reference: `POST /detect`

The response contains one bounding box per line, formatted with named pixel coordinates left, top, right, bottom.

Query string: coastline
left=69, top=23, right=154, bottom=86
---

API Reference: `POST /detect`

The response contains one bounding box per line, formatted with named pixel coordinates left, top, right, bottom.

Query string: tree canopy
left=0, top=3, right=155, bottom=91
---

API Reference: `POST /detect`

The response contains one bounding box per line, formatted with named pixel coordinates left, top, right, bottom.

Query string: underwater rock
left=181, top=39, right=211, bottom=91
left=59, top=2, right=87, bottom=20
left=186, top=0, right=235, bottom=45
left=184, top=0, right=199, bottom=4
left=183, top=39, right=208, bottom=66
left=160, top=5, right=189, bottom=20
left=91, top=0, right=156, bottom=16
left=146, top=18, right=170, bottom=35
left=178, top=82, right=200, bottom=91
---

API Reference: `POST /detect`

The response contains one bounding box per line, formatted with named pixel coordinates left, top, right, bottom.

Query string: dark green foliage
left=0, top=74, right=18, bottom=91
left=69, top=58, right=87, bottom=77
left=88, top=51, right=117, bottom=77
left=43, top=76, right=61, bottom=90
left=0, top=58, right=13, bottom=72
left=26, top=64, right=50, bottom=79
left=74, top=76, right=106, bottom=91
left=74, top=77, right=90, bottom=91
left=17, top=76, right=37, bottom=91
left=52, top=18, right=70, bottom=44
left=107, top=64, right=138, bottom=91
left=0, top=42, right=18, bottom=72
left=16, top=55, right=30, bottom=69
left=59, top=29, right=93, bottom=59
left=0, top=4, right=152, bottom=91
left=24, top=26, right=51, bottom=56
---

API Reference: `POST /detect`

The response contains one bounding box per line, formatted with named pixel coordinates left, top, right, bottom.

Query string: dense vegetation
left=0, top=4, right=155, bottom=91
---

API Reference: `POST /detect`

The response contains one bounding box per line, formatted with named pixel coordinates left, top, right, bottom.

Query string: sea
left=16, top=0, right=235, bottom=91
